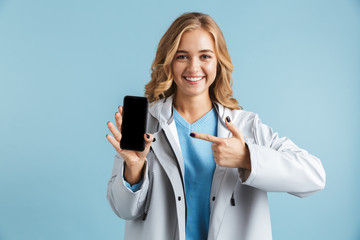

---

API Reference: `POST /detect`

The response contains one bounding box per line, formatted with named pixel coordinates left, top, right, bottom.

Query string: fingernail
left=146, top=134, right=150, bottom=139
left=115, top=112, right=117, bottom=116
left=106, top=134, right=108, bottom=138
left=153, top=138, right=156, bottom=142
left=107, top=121, right=110, bottom=124
left=190, top=133, right=195, bottom=137
left=118, top=105, right=121, bottom=109
left=226, top=116, right=231, bottom=123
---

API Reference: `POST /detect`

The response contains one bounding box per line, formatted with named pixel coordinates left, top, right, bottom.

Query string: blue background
left=0, top=0, right=359, bottom=239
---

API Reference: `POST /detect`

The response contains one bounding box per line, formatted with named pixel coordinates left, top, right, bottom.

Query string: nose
left=187, top=58, right=200, bottom=73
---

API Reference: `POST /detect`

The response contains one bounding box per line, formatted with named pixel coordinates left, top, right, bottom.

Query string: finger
left=225, top=116, right=243, bottom=140
left=211, top=143, right=217, bottom=152
left=143, top=133, right=154, bottom=150
left=190, top=132, right=223, bottom=144
left=107, top=121, right=121, bottom=142
left=106, top=134, right=122, bottom=153
left=136, top=133, right=154, bottom=159
left=115, top=111, right=122, bottom=131
left=118, top=105, right=123, bottom=116
left=213, top=155, right=219, bottom=165
left=212, top=146, right=218, bottom=158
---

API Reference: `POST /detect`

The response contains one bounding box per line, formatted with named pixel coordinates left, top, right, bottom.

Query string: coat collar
left=148, top=94, right=237, bottom=131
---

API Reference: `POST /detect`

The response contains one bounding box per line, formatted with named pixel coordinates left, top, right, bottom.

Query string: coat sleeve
left=240, top=114, right=326, bottom=198
left=106, top=153, right=149, bottom=220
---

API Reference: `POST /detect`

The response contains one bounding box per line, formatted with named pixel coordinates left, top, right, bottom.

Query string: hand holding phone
left=106, top=96, right=153, bottom=185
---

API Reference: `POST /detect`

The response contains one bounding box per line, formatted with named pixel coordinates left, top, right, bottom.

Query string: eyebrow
left=176, top=49, right=214, bottom=54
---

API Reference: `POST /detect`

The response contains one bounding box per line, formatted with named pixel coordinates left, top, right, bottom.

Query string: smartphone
left=120, top=96, right=149, bottom=151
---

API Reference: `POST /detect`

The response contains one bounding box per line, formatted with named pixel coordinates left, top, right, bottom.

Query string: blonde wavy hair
left=145, top=12, right=242, bottom=110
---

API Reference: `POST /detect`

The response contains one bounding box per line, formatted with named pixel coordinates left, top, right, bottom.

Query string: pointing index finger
left=190, top=132, right=223, bottom=144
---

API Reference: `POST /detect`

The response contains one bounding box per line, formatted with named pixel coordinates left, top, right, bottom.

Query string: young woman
left=106, top=12, right=325, bottom=240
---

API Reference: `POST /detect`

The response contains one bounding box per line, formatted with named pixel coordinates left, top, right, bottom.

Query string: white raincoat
left=107, top=95, right=326, bottom=240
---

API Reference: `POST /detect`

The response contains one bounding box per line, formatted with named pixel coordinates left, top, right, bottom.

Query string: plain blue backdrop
left=0, top=0, right=359, bottom=239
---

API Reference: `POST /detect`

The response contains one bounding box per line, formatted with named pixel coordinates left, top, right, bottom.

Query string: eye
left=176, top=55, right=188, bottom=60
left=201, top=54, right=212, bottom=59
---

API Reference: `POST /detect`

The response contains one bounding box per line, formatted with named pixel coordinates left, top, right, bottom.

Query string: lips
left=183, top=76, right=205, bottom=82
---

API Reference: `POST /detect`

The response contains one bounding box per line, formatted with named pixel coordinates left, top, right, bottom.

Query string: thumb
left=225, top=116, right=243, bottom=140
left=143, top=133, right=155, bottom=151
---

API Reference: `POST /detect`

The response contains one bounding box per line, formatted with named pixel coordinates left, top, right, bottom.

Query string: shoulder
left=220, top=104, right=258, bottom=126
left=148, top=96, right=174, bottom=123
left=230, top=109, right=257, bottom=123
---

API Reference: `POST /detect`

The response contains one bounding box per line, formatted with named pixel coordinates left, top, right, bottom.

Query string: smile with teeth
left=184, top=76, right=205, bottom=82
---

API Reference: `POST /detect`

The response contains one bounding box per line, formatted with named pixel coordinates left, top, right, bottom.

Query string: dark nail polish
left=226, top=116, right=231, bottom=123
left=146, top=134, right=150, bottom=139
left=190, top=133, right=195, bottom=137
left=153, top=138, right=156, bottom=142
left=106, top=134, right=108, bottom=138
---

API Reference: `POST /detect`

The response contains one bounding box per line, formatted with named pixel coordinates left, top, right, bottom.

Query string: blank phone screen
left=120, top=96, right=148, bottom=151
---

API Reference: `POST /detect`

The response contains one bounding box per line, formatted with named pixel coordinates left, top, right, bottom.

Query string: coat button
left=212, top=196, right=216, bottom=201
left=178, top=196, right=181, bottom=201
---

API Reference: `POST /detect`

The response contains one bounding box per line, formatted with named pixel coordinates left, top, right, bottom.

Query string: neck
left=173, top=92, right=213, bottom=124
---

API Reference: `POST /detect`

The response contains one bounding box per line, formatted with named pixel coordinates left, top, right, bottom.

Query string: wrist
left=124, top=160, right=146, bottom=185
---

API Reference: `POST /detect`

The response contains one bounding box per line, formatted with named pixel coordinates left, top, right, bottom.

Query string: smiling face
left=172, top=28, right=218, bottom=101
